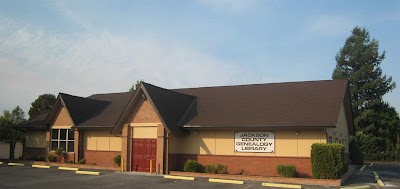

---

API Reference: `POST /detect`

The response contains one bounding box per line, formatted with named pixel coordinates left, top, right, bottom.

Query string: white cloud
left=196, top=0, right=263, bottom=13
left=0, top=17, right=268, bottom=116
left=311, top=15, right=358, bottom=37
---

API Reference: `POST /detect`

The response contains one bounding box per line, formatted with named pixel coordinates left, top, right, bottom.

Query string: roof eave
left=182, top=125, right=337, bottom=128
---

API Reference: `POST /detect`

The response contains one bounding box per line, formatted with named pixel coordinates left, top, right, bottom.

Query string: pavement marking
left=340, top=185, right=371, bottom=189
left=372, top=171, right=385, bottom=186
left=8, top=163, right=24, bottom=166
left=359, top=165, right=366, bottom=171
left=377, top=179, right=385, bottom=186
left=369, top=162, right=373, bottom=167
left=243, top=184, right=253, bottom=189
left=32, top=165, right=50, bottom=169
left=75, top=170, right=101, bottom=175
left=58, top=167, right=79, bottom=171
left=164, top=175, right=195, bottom=181
left=262, top=182, right=301, bottom=189
left=209, top=178, right=244, bottom=185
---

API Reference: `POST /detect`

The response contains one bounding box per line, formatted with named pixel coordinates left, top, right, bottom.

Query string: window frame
left=51, top=129, right=75, bottom=152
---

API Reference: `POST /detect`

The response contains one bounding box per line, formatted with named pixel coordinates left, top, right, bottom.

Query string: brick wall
left=23, top=147, right=46, bottom=159
left=169, top=154, right=312, bottom=177
left=84, top=150, right=120, bottom=167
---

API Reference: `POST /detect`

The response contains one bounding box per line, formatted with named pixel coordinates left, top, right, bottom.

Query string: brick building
left=19, top=79, right=354, bottom=177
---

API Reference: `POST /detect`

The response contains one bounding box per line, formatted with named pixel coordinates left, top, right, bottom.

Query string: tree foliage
left=128, top=80, right=143, bottom=92
left=0, top=106, right=26, bottom=159
left=29, top=94, right=56, bottom=119
left=333, top=26, right=399, bottom=161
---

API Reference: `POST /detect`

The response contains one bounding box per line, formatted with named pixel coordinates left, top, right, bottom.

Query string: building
left=19, top=79, right=354, bottom=177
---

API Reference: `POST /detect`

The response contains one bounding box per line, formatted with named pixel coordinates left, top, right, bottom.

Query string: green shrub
left=78, top=158, right=86, bottom=164
left=114, top=155, right=121, bottom=167
left=183, top=159, right=200, bottom=172
left=216, top=164, right=228, bottom=174
left=277, top=164, right=297, bottom=177
left=46, top=154, right=57, bottom=162
left=349, top=137, right=364, bottom=165
left=311, top=143, right=347, bottom=179
left=68, top=160, right=74, bottom=164
left=205, top=164, right=216, bottom=173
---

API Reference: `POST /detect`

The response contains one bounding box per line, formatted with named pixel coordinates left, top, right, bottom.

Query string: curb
left=372, top=171, right=385, bottom=186
left=59, top=167, right=79, bottom=171
left=340, top=185, right=371, bottom=189
left=75, top=170, right=100, bottom=175
left=164, top=175, right=195, bottom=181
left=8, top=163, right=24, bottom=166
left=262, top=182, right=301, bottom=189
left=32, top=165, right=50, bottom=169
left=359, top=165, right=366, bottom=172
left=209, top=178, right=244, bottom=185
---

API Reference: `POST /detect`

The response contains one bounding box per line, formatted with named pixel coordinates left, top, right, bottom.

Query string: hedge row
left=311, top=143, right=347, bottom=179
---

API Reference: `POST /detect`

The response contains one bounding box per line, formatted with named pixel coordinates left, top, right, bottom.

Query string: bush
left=205, top=164, right=216, bottom=173
left=68, top=160, right=74, bottom=164
left=46, top=154, right=57, bottom=162
left=311, top=143, right=347, bottom=179
left=114, top=155, right=121, bottom=167
left=349, top=137, right=364, bottom=165
left=78, top=158, right=86, bottom=164
left=183, top=159, right=200, bottom=172
left=277, top=164, right=297, bottom=177
left=216, top=164, right=228, bottom=174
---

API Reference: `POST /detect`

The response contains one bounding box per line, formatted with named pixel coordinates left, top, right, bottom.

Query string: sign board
left=234, top=132, right=274, bottom=153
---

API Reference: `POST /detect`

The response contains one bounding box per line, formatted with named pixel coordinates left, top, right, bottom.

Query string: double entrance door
left=131, top=138, right=157, bottom=173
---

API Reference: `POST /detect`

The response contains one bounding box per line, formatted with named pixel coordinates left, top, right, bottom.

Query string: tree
left=332, top=26, right=399, bottom=161
left=333, top=26, right=396, bottom=125
left=29, top=94, right=56, bottom=119
left=128, top=80, right=143, bottom=92
left=0, top=106, right=26, bottom=159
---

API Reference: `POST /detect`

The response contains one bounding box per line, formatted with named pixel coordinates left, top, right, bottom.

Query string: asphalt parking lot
left=1, top=162, right=399, bottom=189
left=343, top=162, right=400, bottom=189
left=0, top=164, right=275, bottom=189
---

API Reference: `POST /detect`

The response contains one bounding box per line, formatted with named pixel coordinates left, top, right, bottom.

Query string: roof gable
left=142, top=83, right=196, bottom=135
left=59, top=93, right=110, bottom=126
left=112, top=82, right=196, bottom=135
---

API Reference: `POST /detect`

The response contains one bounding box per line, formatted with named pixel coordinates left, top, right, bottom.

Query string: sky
left=0, top=0, right=399, bottom=118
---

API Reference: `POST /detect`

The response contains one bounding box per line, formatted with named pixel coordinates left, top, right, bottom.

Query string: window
left=328, top=137, right=332, bottom=143
left=51, top=129, right=74, bottom=152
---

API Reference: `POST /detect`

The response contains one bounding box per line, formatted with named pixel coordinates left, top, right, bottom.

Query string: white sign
left=234, top=132, right=275, bottom=153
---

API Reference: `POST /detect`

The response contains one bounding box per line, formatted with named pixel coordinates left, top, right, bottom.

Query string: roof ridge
left=143, top=82, right=197, bottom=99
left=88, top=91, right=133, bottom=97
left=172, top=79, right=347, bottom=90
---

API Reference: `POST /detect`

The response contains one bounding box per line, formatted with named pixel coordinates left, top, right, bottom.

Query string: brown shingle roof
left=174, top=79, right=350, bottom=128
left=142, top=82, right=196, bottom=135
left=78, top=92, right=132, bottom=127
left=17, top=113, right=47, bottom=129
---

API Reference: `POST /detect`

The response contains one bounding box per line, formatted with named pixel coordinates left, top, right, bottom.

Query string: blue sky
left=1, top=0, right=399, bottom=117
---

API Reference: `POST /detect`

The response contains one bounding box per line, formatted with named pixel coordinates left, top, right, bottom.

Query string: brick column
left=121, top=124, right=130, bottom=172
left=74, top=129, right=80, bottom=163
left=45, top=129, right=51, bottom=152
left=156, top=124, right=164, bottom=174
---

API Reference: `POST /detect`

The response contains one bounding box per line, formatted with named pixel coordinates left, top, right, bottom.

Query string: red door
left=132, top=139, right=157, bottom=172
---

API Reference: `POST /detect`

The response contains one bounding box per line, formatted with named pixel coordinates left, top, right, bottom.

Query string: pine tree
left=333, top=26, right=399, bottom=160
left=333, top=26, right=396, bottom=131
